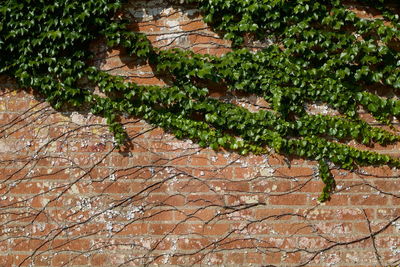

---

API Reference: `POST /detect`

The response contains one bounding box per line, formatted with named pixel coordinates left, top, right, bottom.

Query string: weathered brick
left=1, top=2, right=399, bottom=266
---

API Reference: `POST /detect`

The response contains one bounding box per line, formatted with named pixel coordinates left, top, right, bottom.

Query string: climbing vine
left=1, top=0, right=400, bottom=201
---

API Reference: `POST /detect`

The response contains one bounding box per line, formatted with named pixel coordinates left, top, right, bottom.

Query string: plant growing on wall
left=1, top=0, right=399, bottom=201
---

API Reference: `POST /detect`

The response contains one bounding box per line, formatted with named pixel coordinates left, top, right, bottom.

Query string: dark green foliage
left=1, top=0, right=400, bottom=201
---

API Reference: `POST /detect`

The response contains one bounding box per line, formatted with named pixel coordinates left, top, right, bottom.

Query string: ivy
left=1, top=0, right=400, bottom=201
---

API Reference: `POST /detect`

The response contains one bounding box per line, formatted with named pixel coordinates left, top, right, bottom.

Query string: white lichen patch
left=260, top=167, right=275, bottom=176
left=70, top=184, right=80, bottom=194
left=240, top=195, right=259, bottom=204
left=306, top=102, right=340, bottom=116
left=0, top=140, right=10, bottom=152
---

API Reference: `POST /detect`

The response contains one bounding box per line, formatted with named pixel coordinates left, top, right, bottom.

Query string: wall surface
left=1, top=1, right=400, bottom=266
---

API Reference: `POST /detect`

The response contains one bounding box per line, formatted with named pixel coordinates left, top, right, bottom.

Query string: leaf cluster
left=1, top=0, right=400, bottom=201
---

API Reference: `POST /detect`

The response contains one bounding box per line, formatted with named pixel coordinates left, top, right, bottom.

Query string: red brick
left=254, top=208, right=296, bottom=220
left=268, top=194, right=308, bottom=206
left=174, top=223, right=229, bottom=235
left=51, top=253, right=70, bottom=267
left=69, top=255, right=89, bottom=266
left=350, top=194, right=389, bottom=206
left=142, top=209, right=174, bottom=221
left=175, top=208, right=217, bottom=221
left=186, top=194, right=224, bottom=206
left=91, top=254, right=109, bottom=266
left=148, top=223, right=175, bottom=235
left=305, top=207, right=367, bottom=221
left=110, top=154, right=130, bottom=166
left=275, top=167, right=314, bottom=178
left=178, top=238, right=210, bottom=250
left=189, top=155, right=209, bottom=166
left=226, top=252, right=245, bottom=264
left=245, top=252, right=263, bottom=264
left=146, top=194, right=186, bottom=206
left=324, top=194, right=351, bottom=206
left=0, top=255, right=13, bottom=267
left=33, top=254, right=52, bottom=266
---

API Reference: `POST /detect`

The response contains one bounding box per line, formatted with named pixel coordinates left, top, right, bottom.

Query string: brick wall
left=1, top=1, right=400, bottom=266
